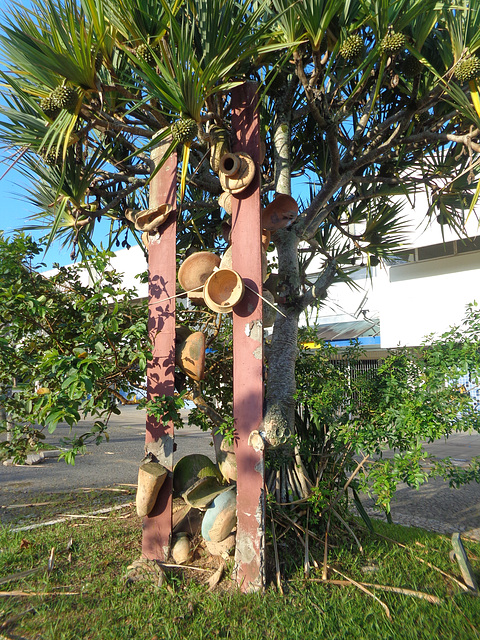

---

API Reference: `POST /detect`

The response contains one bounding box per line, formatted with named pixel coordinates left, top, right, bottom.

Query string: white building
left=305, top=196, right=480, bottom=356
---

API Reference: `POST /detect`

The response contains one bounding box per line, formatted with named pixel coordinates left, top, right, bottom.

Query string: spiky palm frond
left=0, top=0, right=99, bottom=90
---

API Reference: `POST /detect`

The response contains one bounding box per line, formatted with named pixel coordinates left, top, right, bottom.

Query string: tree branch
left=301, top=260, right=337, bottom=310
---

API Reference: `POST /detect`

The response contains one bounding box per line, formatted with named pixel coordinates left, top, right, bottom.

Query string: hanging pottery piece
left=178, top=251, right=221, bottom=306
left=204, top=268, right=244, bottom=314
left=209, top=125, right=230, bottom=174
left=218, top=191, right=233, bottom=215
left=175, top=331, right=206, bottom=381
left=175, top=325, right=192, bottom=344
left=262, top=229, right=271, bottom=250
left=219, top=245, right=232, bottom=270
left=173, top=453, right=223, bottom=496
left=220, top=217, right=232, bottom=244
left=201, top=486, right=237, bottom=543
left=134, top=203, right=173, bottom=231
left=136, top=459, right=168, bottom=517
left=218, top=152, right=256, bottom=194
left=262, top=194, right=298, bottom=231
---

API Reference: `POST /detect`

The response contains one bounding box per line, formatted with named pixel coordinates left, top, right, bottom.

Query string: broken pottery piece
left=262, top=194, right=298, bottom=231
left=171, top=532, right=192, bottom=565
left=178, top=251, right=221, bottom=306
left=218, top=152, right=256, bottom=194
left=218, top=192, right=233, bottom=215
left=202, top=486, right=237, bottom=543
left=217, top=450, right=237, bottom=483
left=205, top=533, right=236, bottom=557
left=204, top=268, right=244, bottom=314
left=134, top=203, right=173, bottom=231
left=136, top=460, right=168, bottom=517
left=175, top=331, right=206, bottom=381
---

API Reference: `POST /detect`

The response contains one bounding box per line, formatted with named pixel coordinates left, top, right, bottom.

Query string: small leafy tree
left=292, top=303, right=480, bottom=529
left=0, top=234, right=149, bottom=463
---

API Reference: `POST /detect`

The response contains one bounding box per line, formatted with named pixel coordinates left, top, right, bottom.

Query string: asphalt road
left=1, top=406, right=480, bottom=539
left=0, top=406, right=213, bottom=502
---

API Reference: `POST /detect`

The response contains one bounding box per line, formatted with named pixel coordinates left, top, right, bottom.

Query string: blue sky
left=0, top=0, right=74, bottom=268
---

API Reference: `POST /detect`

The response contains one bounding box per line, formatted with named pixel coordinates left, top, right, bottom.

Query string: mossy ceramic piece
left=175, top=331, right=206, bottom=381
left=219, top=152, right=255, bottom=194
left=204, top=268, right=244, bottom=314
left=262, top=194, right=298, bottom=231
left=183, top=476, right=231, bottom=510
left=173, top=453, right=222, bottom=495
left=201, top=486, right=237, bottom=543
left=136, top=460, right=168, bottom=517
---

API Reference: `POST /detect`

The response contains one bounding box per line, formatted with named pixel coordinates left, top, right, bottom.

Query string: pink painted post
left=142, top=137, right=177, bottom=561
left=231, top=83, right=265, bottom=592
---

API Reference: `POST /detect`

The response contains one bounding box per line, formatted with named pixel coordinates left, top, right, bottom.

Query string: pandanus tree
left=1, top=0, right=480, bottom=503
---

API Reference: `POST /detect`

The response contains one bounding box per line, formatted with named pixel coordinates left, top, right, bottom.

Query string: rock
left=25, top=453, right=44, bottom=465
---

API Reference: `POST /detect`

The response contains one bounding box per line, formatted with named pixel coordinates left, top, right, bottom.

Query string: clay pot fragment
left=204, top=268, right=244, bottom=314
left=178, top=251, right=221, bottom=306
left=219, top=152, right=256, bottom=194
left=133, top=203, right=173, bottom=231
left=175, top=330, right=206, bottom=381
left=205, top=533, right=236, bottom=557
left=262, top=194, right=298, bottom=231
left=201, top=486, right=237, bottom=543
left=218, top=192, right=233, bottom=215
left=136, top=460, right=168, bottom=517
left=210, top=125, right=230, bottom=174
left=171, top=532, right=191, bottom=565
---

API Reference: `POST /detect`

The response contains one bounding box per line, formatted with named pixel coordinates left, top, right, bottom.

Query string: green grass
left=0, top=500, right=479, bottom=640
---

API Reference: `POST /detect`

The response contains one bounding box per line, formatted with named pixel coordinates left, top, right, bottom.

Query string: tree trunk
left=263, top=228, right=300, bottom=448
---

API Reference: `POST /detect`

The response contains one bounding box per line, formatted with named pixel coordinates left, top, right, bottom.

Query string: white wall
left=379, top=252, right=480, bottom=348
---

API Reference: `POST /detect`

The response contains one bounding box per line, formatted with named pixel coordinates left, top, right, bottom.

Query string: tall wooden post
left=231, top=83, right=265, bottom=592
left=142, top=137, right=177, bottom=560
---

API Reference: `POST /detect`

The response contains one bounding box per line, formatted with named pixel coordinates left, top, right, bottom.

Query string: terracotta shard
left=136, top=461, right=168, bottom=517
left=219, top=152, right=256, bottom=194
left=204, top=268, right=245, bottom=314
left=134, top=203, right=173, bottom=231
left=175, top=331, right=206, bottom=381
left=262, top=194, right=298, bottom=231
